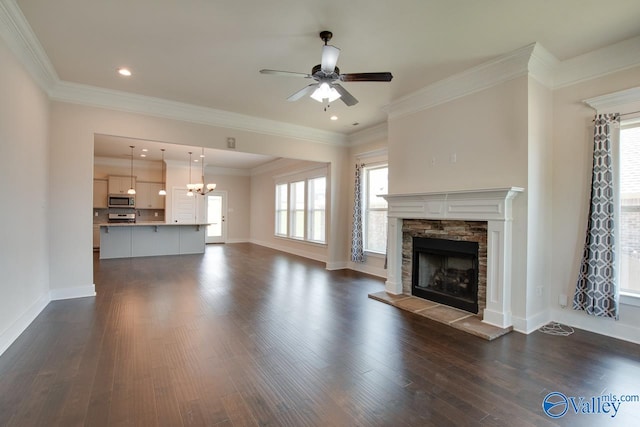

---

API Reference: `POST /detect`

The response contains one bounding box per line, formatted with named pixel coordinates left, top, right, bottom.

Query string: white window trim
left=585, top=87, right=640, bottom=306
left=274, top=171, right=328, bottom=244
left=362, top=162, right=388, bottom=255
left=617, top=120, right=640, bottom=305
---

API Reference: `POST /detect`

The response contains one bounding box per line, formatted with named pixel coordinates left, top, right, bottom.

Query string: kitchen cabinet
left=136, top=182, right=165, bottom=209
left=108, top=175, right=136, bottom=194
left=93, top=179, right=108, bottom=208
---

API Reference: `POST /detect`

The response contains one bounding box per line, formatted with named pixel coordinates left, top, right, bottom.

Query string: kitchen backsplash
left=93, top=208, right=165, bottom=223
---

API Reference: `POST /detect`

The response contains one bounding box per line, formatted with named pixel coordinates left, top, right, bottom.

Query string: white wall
left=551, top=66, right=640, bottom=343
left=0, top=36, right=51, bottom=354
left=521, top=77, right=554, bottom=331
left=387, top=76, right=532, bottom=325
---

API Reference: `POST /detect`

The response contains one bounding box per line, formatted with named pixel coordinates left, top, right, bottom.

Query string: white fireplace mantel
left=382, top=187, right=523, bottom=329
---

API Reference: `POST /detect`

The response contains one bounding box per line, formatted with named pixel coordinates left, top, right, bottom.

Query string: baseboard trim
left=249, top=239, right=327, bottom=264
left=326, top=261, right=348, bottom=271
left=550, top=308, right=640, bottom=345
left=512, top=310, right=551, bottom=334
left=347, top=261, right=387, bottom=278
left=0, top=292, right=50, bottom=357
left=50, top=284, right=96, bottom=301
left=224, top=238, right=249, bottom=244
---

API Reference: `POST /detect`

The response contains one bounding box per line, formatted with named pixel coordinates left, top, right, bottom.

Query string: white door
left=172, top=187, right=197, bottom=223
left=206, top=191, right=227, bottom=243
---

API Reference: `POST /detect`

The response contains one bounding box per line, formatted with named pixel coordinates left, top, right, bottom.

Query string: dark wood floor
left=1, top=243, right=639, bottom=426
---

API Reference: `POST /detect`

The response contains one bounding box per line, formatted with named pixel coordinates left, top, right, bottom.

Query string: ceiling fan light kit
left=260, top=31, right=392, bottom=108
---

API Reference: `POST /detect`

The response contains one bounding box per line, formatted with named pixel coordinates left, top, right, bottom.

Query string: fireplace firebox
left=412, top=237, right=479, bottom=314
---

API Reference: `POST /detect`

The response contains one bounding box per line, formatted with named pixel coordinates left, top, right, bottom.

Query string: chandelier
left=186, top=148, right=216, bottom=197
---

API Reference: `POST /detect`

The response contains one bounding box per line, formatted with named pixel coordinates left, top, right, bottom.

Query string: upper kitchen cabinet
left=108, top=175, right=136, bottom=194
left=93, top=179, right=108, bottom=208
left=136, top=182, right=165, bottom=209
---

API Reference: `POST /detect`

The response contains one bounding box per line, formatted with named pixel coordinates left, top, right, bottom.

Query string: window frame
left=616, top=119, right=640, bottom=304
left=307, top=176, right=327, bottom=244
left=362, top=163, right=388, bottom=255
left=275, top=183, right=288, bottom=237
left=274, top=167, right=328, bottom=245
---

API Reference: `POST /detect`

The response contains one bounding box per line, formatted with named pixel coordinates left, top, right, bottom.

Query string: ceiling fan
left=260, top=31, right=393, bottom=107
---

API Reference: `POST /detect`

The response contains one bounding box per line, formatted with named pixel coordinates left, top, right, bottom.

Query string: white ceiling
left=94, top=134, right=279, bottom=169
left=15, top=0, right=640, bottom=135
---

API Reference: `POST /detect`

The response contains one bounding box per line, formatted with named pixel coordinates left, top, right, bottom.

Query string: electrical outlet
left=450, top=153, right=457, bottom=163
left=227, top=137, right=236, bottom=149
left=559, top=294, right=568, bottom=307
left=94, top=211, right=98, bottom=217
left=154, top=212, right=158, bottom=217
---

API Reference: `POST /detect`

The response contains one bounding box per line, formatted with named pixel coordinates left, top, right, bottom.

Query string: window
left=290, top=181, right=305, bottom=240
left=308, top=177, right=326, bottom=243
left=619, top=122, right=640, bottom=296
left=363, top=165, right=388, bottom=253
left=274, top=172, right=327, bottom=244
left=275, top=183, right=288, bottom=236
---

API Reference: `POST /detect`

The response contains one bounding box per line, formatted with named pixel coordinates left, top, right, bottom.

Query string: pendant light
left=198, top=147, right=216, bottom=194
left=158, top=149, right=167, bottom=196
left=186, top=151, right=195, bottom=197
left=127, top=145, right=136, bottom=195
left=185, top=148, right=216, bottom=196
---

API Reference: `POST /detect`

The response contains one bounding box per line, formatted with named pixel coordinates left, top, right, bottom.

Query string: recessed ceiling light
left=142, top=148, right=148, bottom=152
left=330, top=115, right=338, bottom=121
left=140, top=154, right=146, bottom=158
left=194, top=159, right=199, bottom=162
left=117, top=67, right=132, bottom=77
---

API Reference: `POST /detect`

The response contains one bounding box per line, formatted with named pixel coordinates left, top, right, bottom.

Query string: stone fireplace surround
left=383, top=188, right=523, bottom=329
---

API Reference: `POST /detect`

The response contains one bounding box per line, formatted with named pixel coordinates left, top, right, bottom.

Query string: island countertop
left=99, top=222, right=207, bottom=259
left=100, top=222, right=210, bottom=227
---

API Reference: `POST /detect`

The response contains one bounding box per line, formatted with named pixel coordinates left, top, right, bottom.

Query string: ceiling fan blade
left=332, top=84, right=359, bottom=106
left=340, top=72, right=393, bottom=82
left=260, top=69, right=312, bottom=78
left=287, top=84, right=318, bottom=102
left=321, top=45, right=340, bottom=74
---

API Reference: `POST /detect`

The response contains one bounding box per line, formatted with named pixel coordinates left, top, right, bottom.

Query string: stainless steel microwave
left=108, top=195, right=135, bottom=208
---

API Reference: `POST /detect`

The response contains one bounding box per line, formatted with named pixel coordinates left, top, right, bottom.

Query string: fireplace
left=383, top=188, right=523, bottom=328
left=412, top=237, right=479, bottom=313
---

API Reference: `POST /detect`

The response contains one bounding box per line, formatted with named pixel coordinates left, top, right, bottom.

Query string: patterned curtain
left=351, top=163, right=366, bottom=263
left=573, top=113, right=620, bottom=320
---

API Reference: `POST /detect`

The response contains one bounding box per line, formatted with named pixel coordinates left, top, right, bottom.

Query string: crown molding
left=347, top=122, right=388, bottom=146
left=94, top=156, right=160, bottom=169
left=206, top=165, right=252, bottom=177
left=528, top=43, right=559, bottom=88
left=0, top=0, right=57, bottom=91
left=554, top=35, right=640, bottom=89
left=250, top=158, right=306, bottom=176
left=0, top=0, right=346, bottom=147
left=583, top=86, right=640, bottom=114
left=50, top=81, right=347, bottom=146
left=386, top=43, right=549, bottom=120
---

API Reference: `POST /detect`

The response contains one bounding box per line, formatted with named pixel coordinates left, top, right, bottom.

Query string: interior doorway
left=206, top=191, right=227, bottom=244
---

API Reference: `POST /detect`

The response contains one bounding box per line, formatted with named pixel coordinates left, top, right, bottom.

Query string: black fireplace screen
left=412, top=237, right=479, bottom=313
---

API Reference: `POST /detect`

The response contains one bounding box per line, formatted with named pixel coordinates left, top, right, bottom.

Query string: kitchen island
left=99, top=222, right=207, bottom=259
